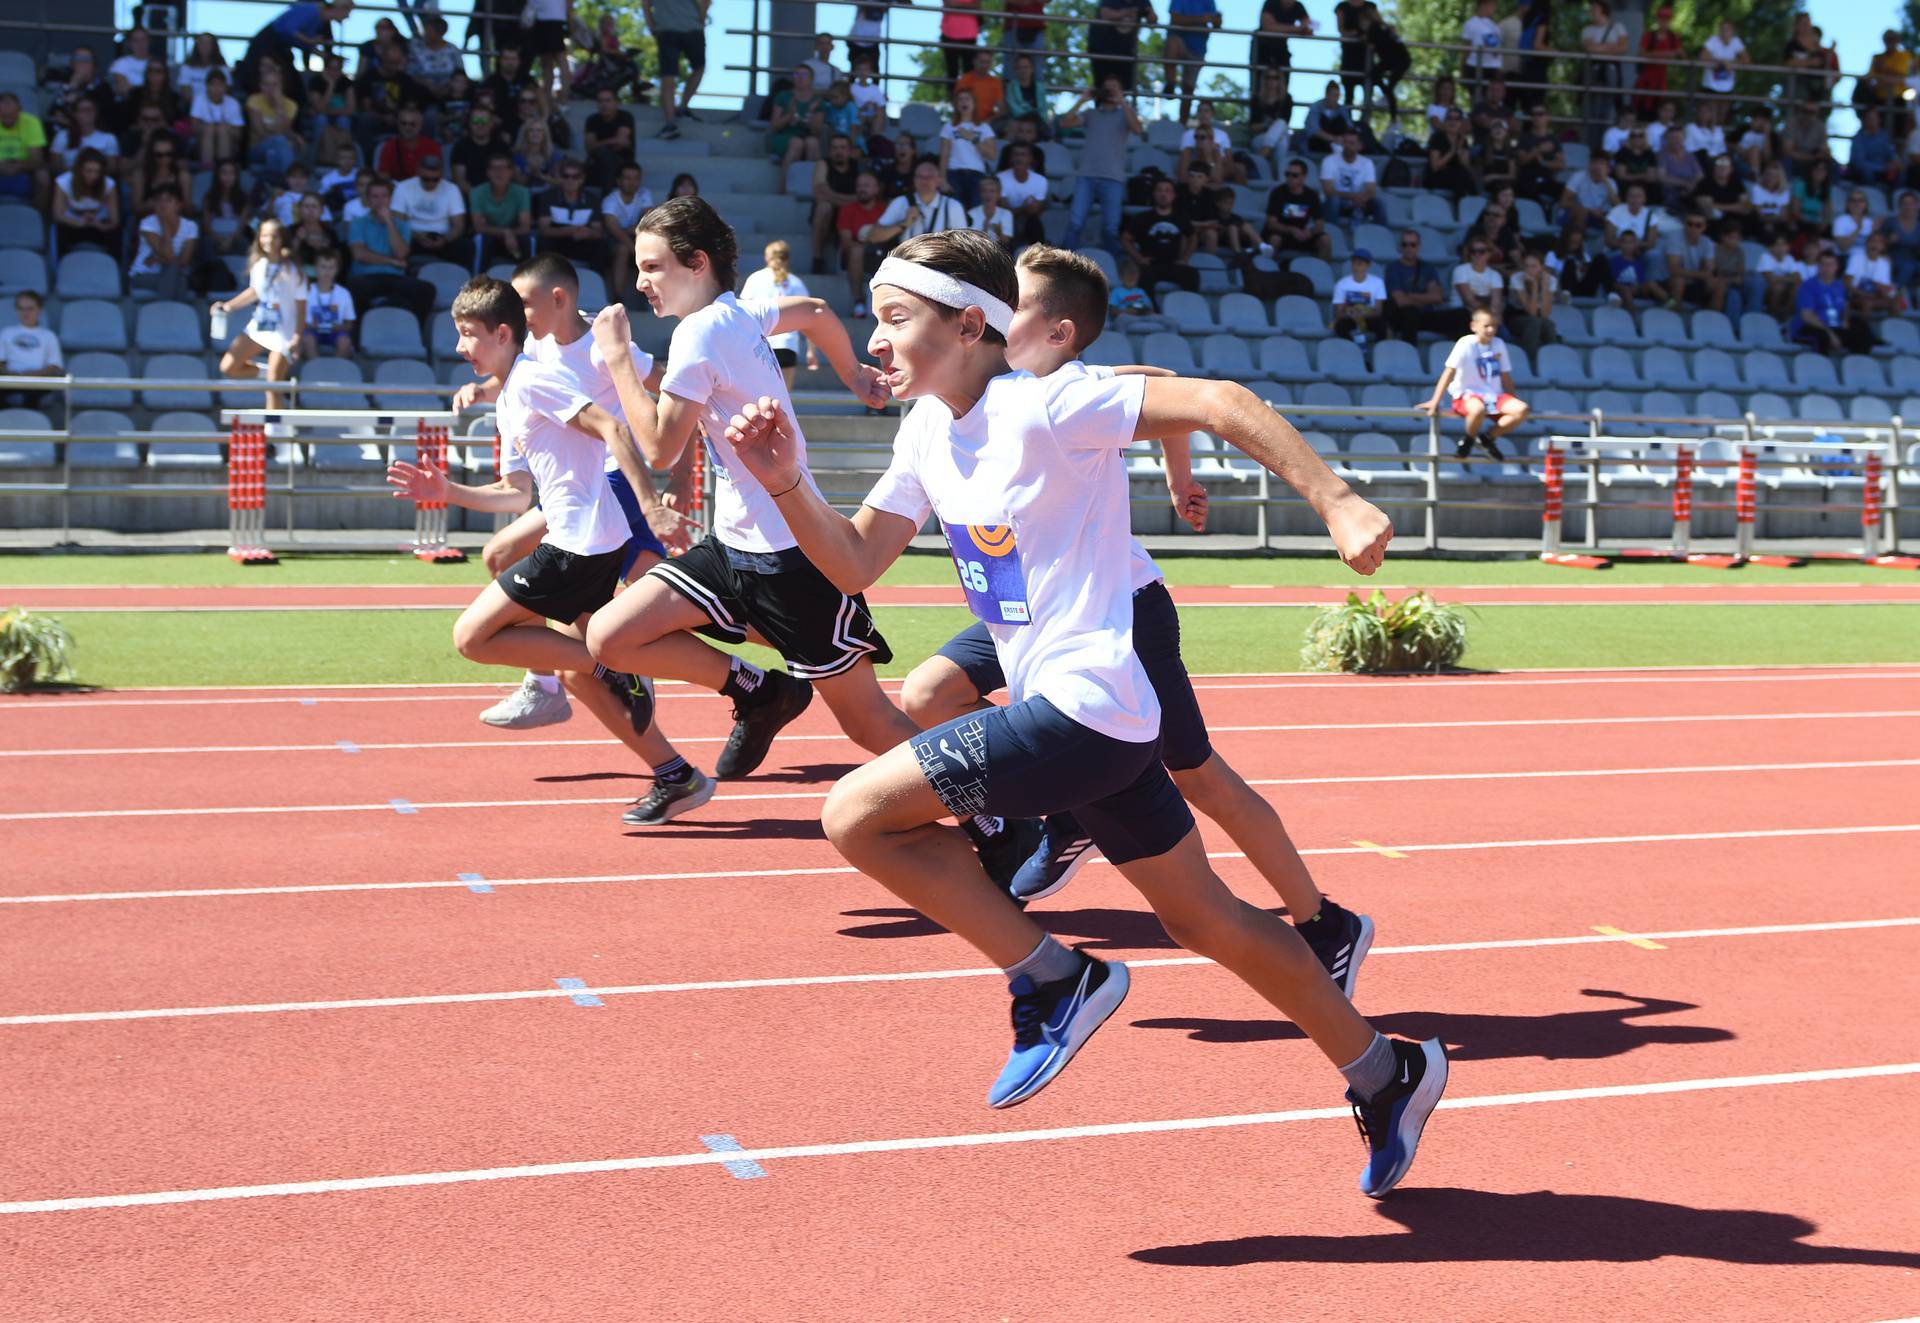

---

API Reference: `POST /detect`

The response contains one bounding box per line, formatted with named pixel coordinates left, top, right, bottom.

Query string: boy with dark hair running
left=722, top=230, right=1448, bottom=1198
left=898, top=245, right=1373, bottom=997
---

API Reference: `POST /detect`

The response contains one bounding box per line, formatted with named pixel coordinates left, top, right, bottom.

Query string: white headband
left=869, top=257, right=1013, bottom=335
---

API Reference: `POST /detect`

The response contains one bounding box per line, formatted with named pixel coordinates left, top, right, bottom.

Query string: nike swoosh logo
left=1040, top=965, right=1094, bottom=1047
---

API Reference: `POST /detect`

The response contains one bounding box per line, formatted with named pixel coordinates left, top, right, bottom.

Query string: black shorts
left=911, top=697, right=1195, bottom=866
left=499, top=541, right=625, bottom=624
left=525, top=18, right=568, bottom=55
left=648, top=535, right=892, bottom=681
left=773, top=347, right=798, bottom=368
left=656, top=28, right=706, bottom=75
left=934, top=579, right=1213, bottom=771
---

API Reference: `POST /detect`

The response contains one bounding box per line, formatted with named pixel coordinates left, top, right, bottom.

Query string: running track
left=3, top=667, right=1919, bottom=1321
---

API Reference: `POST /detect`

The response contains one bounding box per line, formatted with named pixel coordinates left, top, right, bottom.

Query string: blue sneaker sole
left=987, top=961, right=1131, bottom=1110
left=1359, top=1037, right=1449, bottom=1199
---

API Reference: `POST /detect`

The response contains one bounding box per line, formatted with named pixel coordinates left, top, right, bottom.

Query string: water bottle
left=209, top=304, right=228, bottom=342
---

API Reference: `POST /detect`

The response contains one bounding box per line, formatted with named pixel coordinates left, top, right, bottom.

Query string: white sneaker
left=479, top=675, right=573, bottom=729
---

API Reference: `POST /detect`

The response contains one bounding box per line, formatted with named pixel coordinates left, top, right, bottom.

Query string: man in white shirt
left=1320, top=131, right=1384, bottom=225
left=392, top=154, right=470, bottom=268
left=1330, top=249, right=1388, bottom=343
left=1603, top=182, right=1659, bottom=250
left=968, top=175, right=1016, bottom=249
left=1461, top=0, right=1502, bottom=84
left=994, top=142, right=1049, bottom=247
left=1419, top=307, right=1529, bottom=460
left=800, top=32, right=841, bottom=91
left=865, top=161, right=969, bottom=246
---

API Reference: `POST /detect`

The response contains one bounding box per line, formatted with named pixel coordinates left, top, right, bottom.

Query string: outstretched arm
left=592, top=304, right=701, bottom=468
left=1110, top=363, right=1203, bottom=530
left=1419, top=366, right=1455, bottom=413
left=568, top=401, right=687, bottom=542
left=768, top=297, right=890, bottom=407
left=724, top=396, right=917, bottom=594
left=1138, top=377, right=1391, bottom=573
left=387, top=461, right=533, bottom=514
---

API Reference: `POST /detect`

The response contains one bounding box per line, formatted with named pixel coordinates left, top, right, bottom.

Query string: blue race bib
left=943, top=520, right=1030, bottom=626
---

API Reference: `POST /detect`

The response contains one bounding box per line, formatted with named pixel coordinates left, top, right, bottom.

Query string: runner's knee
left=900, top=657, right=978, bottom=728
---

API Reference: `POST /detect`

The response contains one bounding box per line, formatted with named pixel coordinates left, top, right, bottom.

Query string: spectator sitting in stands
left=582, top=87, right=635, bottom=192
left=513, top=117, right=561, bottom=193
left=1248, top=67, right=1292, bottom=162
left=355, top=40, right=429, bottom=155
left=407, top=14, right=462, bottom=105
left=1451, top=239, right=1504, bottom=321
left=1463, top=197, right=1519, bottom=270
left=1384, top=229, right=1455, bottom=340
left=202, top=158, right=255, bottom=258
left=394, top=152, right=469, bottom=268
left=602, top=162, right=654, bottom=298
left=996, top=114, right=1049, bottom=176
left=1426, top=109, right=1478, bottom=200
left=49, top=96, right=118, bottom=176
left=1478, top=119, right=1517, bottom=196
left=810, top=133, right=862, bottom=273
left=1109, top=257, right=1175, bottom=332
left=535, top=158, right=605, bottom=274
left=1782, top=101, right=1829, bottom=179
left=1748, top=162, right=1794, bottom=242
left=1757, top=232, right=1806, bottom=320
left=1905, top=119, right=1920, bottom=191
left=1603, top=181, right=1659, bottom=250
left=1605, top=229, right=1665, bottom=310
left=1424, top=73, right=1460, bottom=136
left=1175, top=162, right=1219, bottom=242
left=1004, top=55, right=1047, bottom=130
left=1791, top=157, right=1835, bottom=235
left=130, top=183, right=199, bottom=302
left=1848, top=108, right=1897, bottom=187
left=1712, top=219, right=1759, bottom=320
left=190, top=68, right=245, bottom=170
left=1736, top=108, right=1780, bottom=181
left=968, top=174, right=1016, bottom=251
left=821, top=80, right=859, bottom=139
left=246, top=63, right=305, bottom=183
left=356, top=17, right=402, bottom=78
left=1302, top=80, right=1354, bottom=155
left=1330, top=249, right=1387, bottom=345
left=835, top=169, right=888, bottom=317
left=318, top=142, right=359, bottom=205
left=1178, top=100, right=1246, bottom=184
left=1883, top=190, right=1920, bottom=294
left=302, top=248, right=357, bottom=361
left=996, top=143, right=1049, bottom=247
left=1654, top=121, right=1702, bottom=210
left=479, top=47, right=534, bottom=139
left=292, top=191, right=342, bottom=265
left=1832, top=188, right=1875, bottom=256
left=52, top=147, right=120, bottom=255
left=1600, top=105, right=1640, bottom=156
left=864, top=160, right=969, bottom=251
left=953, top=48, right=1004, bottom=124
left=3, top=292, right=64, bottom=419
left=1505, top=247, right=1558, bottom=357
left=339, top=167, right=378, bottom=223
left=309, top=52, right=357, bottom=161
left=1662, top=211, right=1715, bottom=309
left=1611, top=124, right=1657, bottom=197
left=1420, top=307, right=1529, bottom=462
left=850, top=56, right=887, bottom=136
left=1553, top=151, right=1613, bottom=232
left=1682, top=100, right=1727, bottom=164
left=377, top=105, right=442, bottom=182
left=1468, top=74, right=1516, bottom=146
left=1646, top=99, right=1679, bottom=151
left=1794, top=248, right=1873, bottom=353
left=1321, top=130, right=1384, bottom=224
left=108, top=27, right=155, bottom=100
left=1548, top=223, right=1610, bottom=298
left=873, top=132, right=919, bottom=199
left=0, top=93, right=51, bottom=211
left=347, top=175, right=435, bottom=325
left=1690, top=153, right=1750, bottom=231
left=50, top=46, right=109, bottom=135
left=569, top=14, right=643, bottom=102
left=1123, top=176, right=1201, bottom=292
left=450, top=106, right=505, bottom=192
left=767, top=65, right=825, bottom=193
left=1846, top=231, right=1898, bottom=319
left=1513, top=104, right=1563, bottom=202
left=1204, top=185, right=1262, bottom=258
left=129, top=131, right=189, bottom=219
left=938, top=89, right=995, bottom=209
left=1264, top=159, right=1329, bottom=259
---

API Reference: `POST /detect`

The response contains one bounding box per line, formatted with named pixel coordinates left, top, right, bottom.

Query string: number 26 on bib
left=943, top=520, right=1030, bottom=626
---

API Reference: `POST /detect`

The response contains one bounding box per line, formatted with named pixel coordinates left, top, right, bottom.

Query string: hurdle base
left=1540, top=552, right=1611, bottom=570
left=1745, top=554, right=1806, bottom=568
left=1684, top=553, right=1745, bottom=570
left=1615, top=548, right=1684, bottom=561
left=412, top=547, right=469, bottom=564
left=226, top=547, right=279, bottom=565
left=1867, top=555, right=1920, bottom=571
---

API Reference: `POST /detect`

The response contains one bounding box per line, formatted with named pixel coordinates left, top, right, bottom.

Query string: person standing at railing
left=240, top=1, right=353, bottom=96
left=1360, top=4, right=1411, bottom=122
left=1061, top=78, right=1140, bottom=254
left=643, top=0, right=709, bottom=140
left=1856, top=32, right=1911, bottom=127
left=1579, top=0, right=1629, bottom=133
left=938, top=0, right=984, bottom=87
left=1460, top=0, right=1503, bottom=95
left=1632, top=5, right=1681, bottom=118
left=1089, top=0, right=1155, bottom=94
left=1166, top=0, right=1222, bottom=125
left=1699, top=19, right=1747, bottom=103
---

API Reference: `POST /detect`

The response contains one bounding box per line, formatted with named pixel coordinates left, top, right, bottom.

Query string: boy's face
left=868, top=287, right=981, bottom=400
left=454, top=316, right=516, bottom=376
left=619, top=165, right=640, bottom=193
left=633, top=231, right=709, bottom=319
left=1472, top=311, right=1496, bottom=342
left=14, top=297, right=40, bottom=327
left=512, top=273, right=576, bottom=341
left=315, top=256, right=339, bottom=284
left=1004, top=268, right=1074, bottom=376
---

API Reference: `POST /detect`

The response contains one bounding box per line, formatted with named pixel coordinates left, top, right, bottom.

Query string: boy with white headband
left=585, top=196, right=1045, bottom=886
left=897, top=244, right=1376, bottom=1002
left=723, top=231, right=1448, bottom=1198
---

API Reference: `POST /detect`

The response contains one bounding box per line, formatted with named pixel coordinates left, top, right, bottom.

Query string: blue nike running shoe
left=987, top=952, right=1129, bottom=1109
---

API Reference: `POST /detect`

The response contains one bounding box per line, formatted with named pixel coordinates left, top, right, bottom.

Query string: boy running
left=898, top=246, right=1373, bottom=997
left=585, top=196, right=1040, bottom=883
left=389, top=275, right=714, bottom=826
left=723, top=232, right=1448, bottom=1198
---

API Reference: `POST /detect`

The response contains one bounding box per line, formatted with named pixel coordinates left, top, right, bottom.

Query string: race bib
left=256, top=306, right=281, bottom=332
left=943, top=520, right=1030, bottom=626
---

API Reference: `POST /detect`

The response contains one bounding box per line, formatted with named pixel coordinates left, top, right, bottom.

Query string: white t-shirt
left=1320, top=152, right=1376, bottom=195
left=1180, top=125, right=1231, bottom=155
left=1757, top=251, right=1807, bottom=279
left=177, top=63, right=221, bottom=100
left=851, top=80, right=885, bottom=114
left=1332, top=273, right=1387, bottom=307
left=1748, top=182, right=1790, bottom=217
left=1847, top=250, right=1893, bottom=288
left=875, top=191, right=969, bottom=238
left=1450, top=262, right=1503, bottom=307
left=246, top=258, right=308, bottom=342
left=601, top=186, right=656, bottom=230
left=738, top=268, right=810, bottom=354
left=941, top=121, right=996, bottom=174
left=1601, top=125, right=1634, bottom=154
left=968, top=204, right=1015, bottom=242
left=110, top=54, right=148, bottom=88
left=54, top=173, right=109, bottom=221
left=1702, top=34, right=1744, bottom=92
left=50, top=129, right=117, bottom=169
left=1833, top=212, right=1874, bottom=245
left=2, top=324, right=62, bottom=374
left=523, top=326, right=656, bottom=475
left=191, top=92, right=244, bottom=127
left=1684, top=124, right=1727, bottom=157
left=130, top=215, right=199, bottom=276
left=497, top=355, right=630, bottom=556
left=305, top=283, right=356, bottom=334
left=864, top=367, right=1159, bottom=743
left=1461, top=15, right=1502, bottom=68
left=392, top=177, right=466, bottom=234
left=996, top=168, right=1048, bottom=208
left=1644, top=121, right=1669, bottom=151
left=1507, top=268, right=1559, bottom=304
left=659, top=292, right=820, bottom=554
left=1605, top=203, right=1653, bottom=239
left=1445, top=334, right=1512, bottom=400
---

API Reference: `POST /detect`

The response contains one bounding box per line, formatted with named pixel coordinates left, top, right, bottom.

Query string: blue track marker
left=458, top=872, right=492, bottom=894
left=699, top=1134, right=768, bottom=1180
left=336, top=740, right=360, bottom=754
left=388, top=798, right=416, bottom=814
left=554, top=977, right=602, bottom=1007
left=298, top=698, right=317, bottom=707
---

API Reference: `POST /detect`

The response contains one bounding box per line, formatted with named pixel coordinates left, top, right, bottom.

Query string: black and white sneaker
left=1349, top=1037, right=1449, bottom=1198
left=1296, top=897, right=1375, bottom=999
left=714, top=669, right=813, bottom=779
left=600, top=669, right=655, bottom=735
left=964, top=815, right=1045, bottom=899
left=622, top=767, right=717, bottom=826
left=656, top=121, right=681, bottom=139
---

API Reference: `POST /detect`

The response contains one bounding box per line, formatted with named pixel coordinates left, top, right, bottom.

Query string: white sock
left=530, top=672, right=561, bottom=695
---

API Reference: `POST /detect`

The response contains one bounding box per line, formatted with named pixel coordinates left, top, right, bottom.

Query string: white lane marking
left=6, top=824, right=1918, bottom=906
left=6, top=667, right=1920, bottom=710
left=33, top=597, right=1920, bottom=613
left=2, top=916, right=1914, bottom=1026
left=3, top=1061, right=1915, bottom=1214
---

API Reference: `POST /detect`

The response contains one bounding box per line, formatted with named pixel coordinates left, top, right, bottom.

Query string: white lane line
left=6, top=668, right=1920, bottom=710
left=4, top=1060, right=1915, bottom=1215
left=2, top=916, right=1914, bottom=1027
left=35, top=597, right=1920, bottom=613
left=6, top=823, right=1918, bottom=906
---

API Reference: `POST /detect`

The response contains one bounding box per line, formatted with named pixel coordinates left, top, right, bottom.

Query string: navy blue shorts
left=606, top=468, right=668, bottom=581
left=911, top=697, right=1196, bottom=866
left=933, top=580, right=1214, bottom=772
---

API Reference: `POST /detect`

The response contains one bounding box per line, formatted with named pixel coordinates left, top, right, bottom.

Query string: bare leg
left=1459, top=397, right=1487, bottom=439
left=455, top=580, right=603, bottom=671
left=553, top=613, right=684, bottom=763
left=813, top=659, right=922, bottom=755
left=900, top=654, right=991, bottom=729
left=1490, top=401, right=1531, bottom=438
left=584, top=574, right=737, bottom=690
left=264, top=349, right=292, bottom=412
left=1172, top=755, right=1325, bottom=922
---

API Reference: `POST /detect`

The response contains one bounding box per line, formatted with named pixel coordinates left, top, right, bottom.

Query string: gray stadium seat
left=134, top=301, right=205, bottom=353
left=1160, top=291, right=1217, bottom=335
left=1640, top=307, right=1688, bottom=346
left=1352, top=224, right=1396, bottom=256
left=1188, top=251, right=1233, bottom=294
left=147, top=411, right=225, bottom=469
left=1746, top=390, right=1793, bottom=422
left=1140, top=332, right=1197, bottom=375
left=418, top=261, right=468, bottom=309
left=1737, top=312, right=1782, bottom=346
left=1372, top=338, right=1425, bottom=386
left=140, top=354, right=215, bottom=411
left=1587, top=388, right=1644, bottom=435
left=1798, top=394, right=1844, bottom=424
left=1530, top=387, right=1583, bottom=419
left=373, top=358, right=441, bottom=411
left=60, top=299, right=127, bottom=352
left=430, top=314, right=461, bottom=361
left=1589, top=306, right=1636, bottom=345
left=312, top=438, right=390, bottom=470
left=1316, top=337, right=1369, bottom=384
left=1410, top=195, right=1453, bottom=229
left=1217, top=291, right=1273, bottom=336
left=1357, top=382, right=1412, bottom=431
left=1301, top=381, right=1357, bottom=430
left=575, top=268, right=611, bottom=312
left=0, top=207, right=45, bottom=250
left=1690, top=310, right=1738, bottom=348
left=1744, top=351, right=1802, bottom=395
left=1639, top=390, right=1695, bottom=430
left=1456, top=196, right=1486, bottom=227
left=1536, top=344, right=1584, bottom=380
left=1549, top=304, right=1593, bottom=346
left=1075, top=248, right=1119, bottom=286
left=1877, top=319, right=1920, bottom=356
left=0, top=247, right=46, bottom=296
left=1083, top=330, right=1132, bottom=366
left=897, top=103, right=941, bottom=139
left=1643, top=346, right=1693, bottom=389
left=68, top=351, right=133, bottom=408
left=54, top=250, right=121, bottom=299
left=1289, top=256, right=1335, bottom=298
left=1792, top=354, right=1841, bottom=393
left=1273, top=295, right=1329, bottom=339
left=360, top=307, right=427, bottom=358
left=1505, top=344, right=1534, bottom=379
left=1345, top=432, right=1423, bottom=482
left=0, top=407, right=56, bottom=465
left=297, top=358, right=369, bottom=411
left=1849, top=396, right=1894, bottom=425
left=1513, top=198, right=1548, bottom=233
left=1690, top=348, right=1742, bottom=390
left=1199, top=333, right=1255, bottom=379
left=65, top=410, right=141, bottom=466
left=1692, top=390, right=1742, bottom=421
left=1259, top=337, right=1314, bottom=380
left=1839, top=355, right=1887, bottom=392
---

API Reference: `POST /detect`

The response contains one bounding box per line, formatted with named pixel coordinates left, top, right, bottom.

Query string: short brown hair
left=891, top=230, right=1017, bottom=346
left=451, top=275, right=527, bottom=343
left=1015, top=245, right=1109, bottom=353
left=634, top=195, right=739, bottom=292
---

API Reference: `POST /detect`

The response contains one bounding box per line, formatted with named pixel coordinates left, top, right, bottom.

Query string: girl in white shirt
left=938, top=89, right=996, bottom=210
left=1700, top=22, right=1746, bottom=95
left=213, top=219, right=307, bottom=411
left=738, top=240, right=817, bottom=387
left=51, top=149, right=120, bottom=257
left=191, top=69, right=245, bottom=169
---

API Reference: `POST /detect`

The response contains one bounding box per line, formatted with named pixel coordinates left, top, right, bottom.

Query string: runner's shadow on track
left=627, top=819, right=828, bottom=842
left=837, top=905, right=1283, bottom=948
left=1131, top=1187, right=1920, bottom=1268
left=536, top=771, right=647, bottom=783
left=738, top=762, right=861, bottom=783
left=1133, top=990, right=1733, bottom=1063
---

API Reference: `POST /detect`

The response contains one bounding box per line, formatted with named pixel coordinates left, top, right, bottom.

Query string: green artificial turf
left=40, top=603, right=1920, bottom=690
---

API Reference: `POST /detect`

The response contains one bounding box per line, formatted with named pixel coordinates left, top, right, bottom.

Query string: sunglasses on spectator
left=1470, top=246, right=1488, bottom=255
left=1285, top=169, right=1303, bottom=177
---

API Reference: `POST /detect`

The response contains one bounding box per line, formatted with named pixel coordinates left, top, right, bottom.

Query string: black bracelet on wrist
left=769, top=475, right=803, bottom=499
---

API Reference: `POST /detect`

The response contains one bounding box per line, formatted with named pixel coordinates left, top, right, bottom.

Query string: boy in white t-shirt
left=585, top=196, right=1043, bottom=885
left=2, top=290, right=64, bottom=415
left=1419, top=307, right=1530, bottom=461
left=387, top=275, right=678, bottom=816
left=190, top=69, right=245, bottom=169
left=1461, top=0, right=1502, bottom=81
left=1330, top=248, right=1388, bottom=343
left=722, top=231, right=1445, bottom=1198
left=301, top=249, right=357, bottom=360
